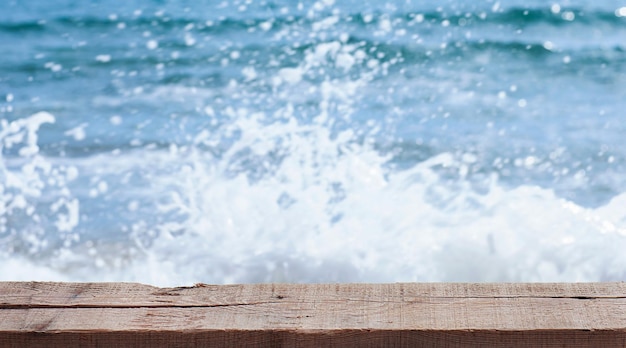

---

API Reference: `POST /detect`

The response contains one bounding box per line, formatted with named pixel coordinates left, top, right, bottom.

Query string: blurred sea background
left=1, top=0, right=626, bottom=285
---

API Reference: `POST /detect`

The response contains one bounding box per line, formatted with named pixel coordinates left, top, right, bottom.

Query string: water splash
left=1, top=103, right=626, bottom=285
left=0, top=112, right=80, bottom=257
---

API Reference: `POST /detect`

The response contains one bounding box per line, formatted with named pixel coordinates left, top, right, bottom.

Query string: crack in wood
left=1, top=301, right=280, bottom=310
left=2, top=295, right=623, bottom=310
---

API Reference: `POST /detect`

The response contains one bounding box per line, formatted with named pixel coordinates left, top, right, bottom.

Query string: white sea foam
left=2, top=108, right=625, bottom=286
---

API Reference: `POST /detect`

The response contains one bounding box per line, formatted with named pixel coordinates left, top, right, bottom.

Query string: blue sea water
left=1, top=0, right=626, bottom=285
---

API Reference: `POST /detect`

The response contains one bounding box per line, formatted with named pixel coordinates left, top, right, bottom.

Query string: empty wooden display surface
left=1, top=282, right=626, bottom=347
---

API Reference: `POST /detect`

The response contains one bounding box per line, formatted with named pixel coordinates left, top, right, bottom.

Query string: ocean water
left=1, top=0, right=626, bottom=285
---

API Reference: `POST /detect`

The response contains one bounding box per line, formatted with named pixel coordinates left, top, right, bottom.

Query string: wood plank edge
left=3, top=328, right=626, bottom=348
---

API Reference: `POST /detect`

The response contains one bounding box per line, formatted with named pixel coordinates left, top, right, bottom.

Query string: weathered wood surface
left=1, top=282, right=626, bottom=347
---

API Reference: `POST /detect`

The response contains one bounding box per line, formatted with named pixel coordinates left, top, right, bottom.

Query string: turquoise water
left=1, top=0, right=626, bottom=284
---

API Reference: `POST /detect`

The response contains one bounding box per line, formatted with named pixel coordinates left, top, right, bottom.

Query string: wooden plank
left=1, top=282, right=626, bottom=347
left=3, top=282, right=626, bottom=307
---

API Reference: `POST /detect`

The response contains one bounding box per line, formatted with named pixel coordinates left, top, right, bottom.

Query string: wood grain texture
left=1, top=282, right=626, bottom=347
